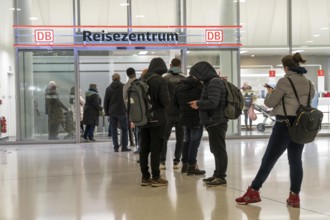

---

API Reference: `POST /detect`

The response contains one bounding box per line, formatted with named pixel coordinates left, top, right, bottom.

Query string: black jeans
left=251, top=121, right=304, bottom=194
left=181, top=125, right=203, bottom=165
left=160, top=116, right=184, bottom=163
left=84, top=124, right=95, bottom=140
left=140, top=124, right=165, bottom=179
left=206, top=123, right=228, bottom=179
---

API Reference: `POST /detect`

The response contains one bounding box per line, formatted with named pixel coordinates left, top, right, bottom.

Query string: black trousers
left=160, top=116, right=184, bottom=163
left=205, top=123, right=228, bottom=179
left=139, top=124, right=165, bottom=179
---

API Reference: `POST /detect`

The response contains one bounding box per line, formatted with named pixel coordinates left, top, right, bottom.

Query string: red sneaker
left=286, top=192, right=300, bottom=208
left=236, top=186, right=261, bottom=204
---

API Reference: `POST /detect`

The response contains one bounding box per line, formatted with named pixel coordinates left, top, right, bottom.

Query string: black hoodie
left=189, top=61, right=228, bottom=125
left=173, top=76, right=203, bottom=128
left=142, top=58, right=170, bottom=127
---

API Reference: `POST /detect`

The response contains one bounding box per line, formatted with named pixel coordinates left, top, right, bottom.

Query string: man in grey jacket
left=189, top=61, right=229, bottom=186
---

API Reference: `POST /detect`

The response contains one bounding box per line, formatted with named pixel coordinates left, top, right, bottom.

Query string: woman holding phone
left=235, top=53, right=315, bottom=208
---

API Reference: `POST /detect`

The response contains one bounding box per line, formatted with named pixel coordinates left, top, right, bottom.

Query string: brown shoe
left=151, top=177, right=168, bottom=187
left=141, top=178, right=152, bottom=186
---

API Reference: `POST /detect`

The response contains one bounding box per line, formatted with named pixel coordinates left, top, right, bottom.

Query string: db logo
left=205, top=29, right=223, bottom=42
left=35, top=29, right=54, bottom=43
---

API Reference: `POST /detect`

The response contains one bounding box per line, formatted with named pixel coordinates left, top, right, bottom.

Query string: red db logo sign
left=35, top=29, right=54, bottom=43
left=205, top=29, right=223, bottom=42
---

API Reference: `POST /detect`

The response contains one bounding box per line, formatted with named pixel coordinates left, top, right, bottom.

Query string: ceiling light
left=240, top=50, right=248, bottom=54
left=320, top=27, right=329, bottom=30
left=138, top=51, right=148, bottom=55
left=292, top=50, right=304, bottom=53
left=136, top=15, right=145, bottom=18
left=251, top=55, right=255, bottom=57
left=29, top=17, right=39, bottom=20
left=306, top=40, right=313, bottom=43
left=313, top=34, right=320, bottom=37
left=119, top=3, right=129, bottom=6
left=9, top=8, right=21, bottom=11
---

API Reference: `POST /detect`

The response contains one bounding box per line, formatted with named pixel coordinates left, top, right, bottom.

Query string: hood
left=168, top=66, right=183, bottom=75
left=147, top=57, right=168, bottom=75
left=181, top=76, right=202, bottom=90
left=189, top=61, right=218, bottom=82
left=85, top=90, right=98, bottom=97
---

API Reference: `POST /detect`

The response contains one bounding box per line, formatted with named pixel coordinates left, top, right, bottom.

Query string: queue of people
left=44, top=52, right=314, bottom=209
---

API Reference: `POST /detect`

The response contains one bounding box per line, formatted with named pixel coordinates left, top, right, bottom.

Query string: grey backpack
left=222, top=80, right=244, bottom=119
left=127, top=74, right=158, bottom=126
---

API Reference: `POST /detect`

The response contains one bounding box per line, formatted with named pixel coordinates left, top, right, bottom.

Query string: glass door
left=78, top=49, right=180, bottom=141
left=18, top=50, right=75, bottom=142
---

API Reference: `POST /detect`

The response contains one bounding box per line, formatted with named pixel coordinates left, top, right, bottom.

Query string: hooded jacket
left=82, top=89, right=102, bottom=126
left=189, top=61, right=228, bottom=125
left=142, top=58, right=170, bottom=127
left=104, top=80, right=127, bottom=115
left=163, top=66, right=186, bottom=116
left=173, top=76, right=203, bottom=128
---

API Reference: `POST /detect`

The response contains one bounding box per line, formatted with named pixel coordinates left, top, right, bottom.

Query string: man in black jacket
left=140, top=58, right=170, bottom=187
left=189, top=61, right=229, bottom=186
left=160, top=58, right=186, bottom=169
left=104, top=73, right=131, bottom=152
left=173, top=75, right=205, bottom=175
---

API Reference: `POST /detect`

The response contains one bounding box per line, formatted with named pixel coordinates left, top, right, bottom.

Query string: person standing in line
left=140, top=58, right=170, bottom=187
left=160, top=58, right=186, bottom=169
left=104, top=73, right=131, bottom=152
left=235, top=53, right=314, bottom=208
left=123, top=67, right=139, bottom=152
left=45, top=81, right=68, bottom=140
left=173, top=75, right=205, bottom=175
left=82, top=84, right=103, bottom=142
left=189, top=61, right=229, bottom=186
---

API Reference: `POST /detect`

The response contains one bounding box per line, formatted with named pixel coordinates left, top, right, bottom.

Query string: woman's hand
left=189, top=100, right=199, bottom=109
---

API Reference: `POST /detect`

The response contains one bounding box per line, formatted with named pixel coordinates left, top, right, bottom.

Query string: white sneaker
left=160, top=162, right=166, bottom=170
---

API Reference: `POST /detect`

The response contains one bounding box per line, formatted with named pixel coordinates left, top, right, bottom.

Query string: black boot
left=187, top=164, right=206, bottom=176
left=181, top=163, right=188, bottom=173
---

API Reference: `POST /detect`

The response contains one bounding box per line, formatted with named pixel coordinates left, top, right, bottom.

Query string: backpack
left=222, top=80, right=244, bottom=119
left=127, top=74, right=158, bottom=126
left=282, top=78, right=323, bottom=144
left=244, top=93, right=253, bottom=108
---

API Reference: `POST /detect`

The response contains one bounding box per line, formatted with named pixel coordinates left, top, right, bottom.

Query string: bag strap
left=282, top=77, right=312, bottom=118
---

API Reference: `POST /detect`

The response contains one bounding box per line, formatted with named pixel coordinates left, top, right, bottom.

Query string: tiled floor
left=0, top=137, right=330, bottom=220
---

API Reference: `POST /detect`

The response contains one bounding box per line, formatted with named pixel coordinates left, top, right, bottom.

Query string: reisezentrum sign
left=13, top=25, right=242, bottom=48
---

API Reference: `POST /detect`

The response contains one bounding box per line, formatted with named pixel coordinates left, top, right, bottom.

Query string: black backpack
left=127, top=74, right=158, bottom=126
left=282, top=78, right=323, bottom=144
left=222, top=80, right=244, bottom=119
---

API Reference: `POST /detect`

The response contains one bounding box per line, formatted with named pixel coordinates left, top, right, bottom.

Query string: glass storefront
left=1, top=0, right=328, bottom=144
left=18, top=50, right=75, bottom=142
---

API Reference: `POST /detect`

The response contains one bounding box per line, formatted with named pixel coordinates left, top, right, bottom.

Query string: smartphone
left=264, top=83, right=273, bottom=89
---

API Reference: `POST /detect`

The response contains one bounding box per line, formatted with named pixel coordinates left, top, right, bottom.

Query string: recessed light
left=320, top=27, right=329, bottom=30
left=136, top=15, right=145, bottom=18
left=240, top=50, right=248, bottom=54
left=119, top=3, right=129, bottom=6
left=138, top=51, right=148, bottom=55
left=306, top=40, right=313, bottom=43
left=313, top=34, right=320, bottom=37
left=29, top=17, right=39, bottom=20
left=251, top=54, right=255, bottom=57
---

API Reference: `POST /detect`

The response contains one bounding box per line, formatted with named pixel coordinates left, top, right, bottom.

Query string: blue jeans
left=251, top=121, right=304, bottom=194
left=110, top=114, right=128, bottom=150
left=181, top=126, right=203, bottom=165
left=84, top=125, right=95, bottom=140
